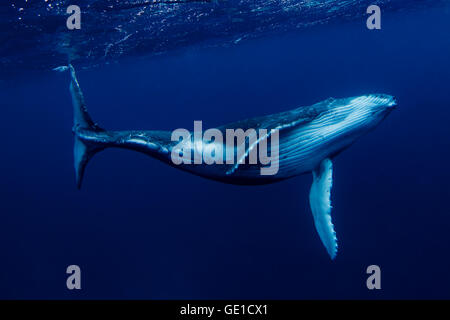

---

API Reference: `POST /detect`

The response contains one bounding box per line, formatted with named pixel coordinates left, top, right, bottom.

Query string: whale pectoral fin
left=309, top=158, right=338, bottom=259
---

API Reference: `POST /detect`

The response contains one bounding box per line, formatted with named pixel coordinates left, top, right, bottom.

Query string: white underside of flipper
left=309, top=158, right=338, bottom=259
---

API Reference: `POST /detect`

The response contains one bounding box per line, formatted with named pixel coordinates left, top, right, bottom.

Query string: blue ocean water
left=1, top=1, right=450, bottom=299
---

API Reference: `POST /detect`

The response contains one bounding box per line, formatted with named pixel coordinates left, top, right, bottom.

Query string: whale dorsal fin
left=309, top=158, right=338, bottom=259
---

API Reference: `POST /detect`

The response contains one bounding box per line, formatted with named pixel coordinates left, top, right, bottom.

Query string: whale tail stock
left=69, top=64, right=107, bottom=189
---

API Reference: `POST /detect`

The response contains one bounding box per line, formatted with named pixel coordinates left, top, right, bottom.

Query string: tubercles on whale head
left=345, top=94, right=397, bottom=125
left=366, top=94, right=397, bottom=124
left=350, top=94, right=397, bottom=111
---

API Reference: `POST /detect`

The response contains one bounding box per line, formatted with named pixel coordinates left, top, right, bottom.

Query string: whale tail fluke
left=73, top=136, right=105, bottom=189
left=69, top=64, right=104, bottom=132
left=69, top=64, right=106, bottom=189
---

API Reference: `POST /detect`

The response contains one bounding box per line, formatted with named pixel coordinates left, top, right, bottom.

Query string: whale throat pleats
left=309, top=158, right=338, bottom=259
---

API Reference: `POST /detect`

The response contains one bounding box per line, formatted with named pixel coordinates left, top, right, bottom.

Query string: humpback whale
left=68, top=65, right=396, bottom=259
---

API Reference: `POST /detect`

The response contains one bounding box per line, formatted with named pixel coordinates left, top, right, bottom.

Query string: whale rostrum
left=68, top=64, right=396, bottom=259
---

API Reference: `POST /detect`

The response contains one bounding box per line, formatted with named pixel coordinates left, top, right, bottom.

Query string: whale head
left=302, top=94, right=397, bottom=159
left=345, top=93, right=396, bottom=132
left=349, top=93, right=397, bottom=116
left=322, top=93, right=397, bottom=135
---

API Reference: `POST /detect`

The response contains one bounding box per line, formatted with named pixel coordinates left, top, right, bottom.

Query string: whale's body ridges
left=68, top=65, right=396, bottom=259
